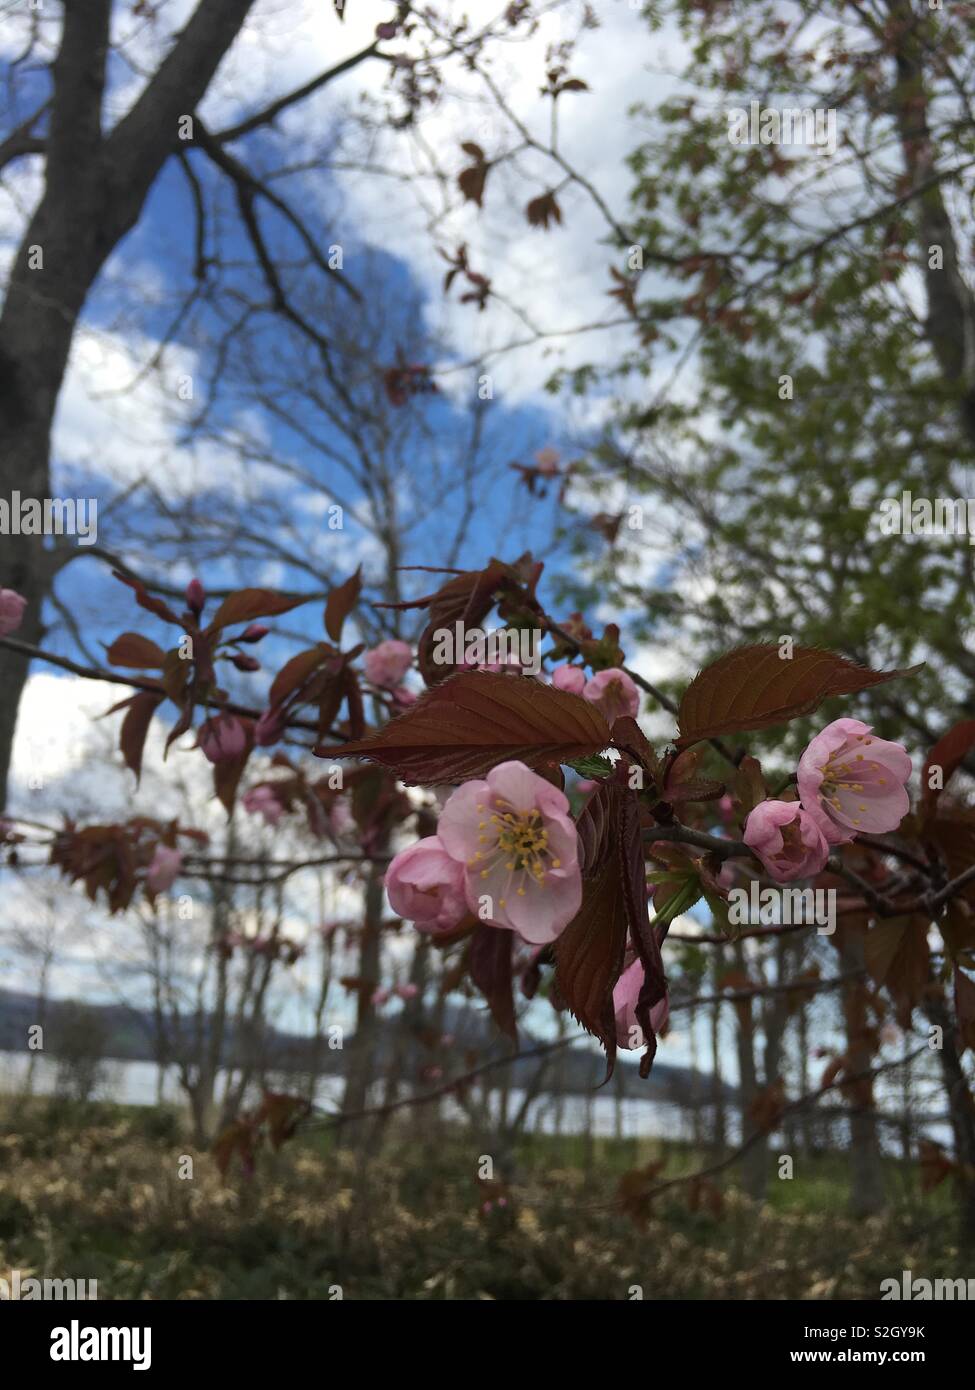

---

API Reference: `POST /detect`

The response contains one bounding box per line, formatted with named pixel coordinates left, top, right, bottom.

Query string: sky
left=0, top=1, right=875, bottom=1097
left=0, top=0, right=696, bottom=794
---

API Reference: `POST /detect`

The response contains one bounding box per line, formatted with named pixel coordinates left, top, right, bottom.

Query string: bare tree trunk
left=925, top=995, right=975, bottom=1247
left=710, top=953, right=725, bottom=1157
left=733, top=942, right=766, bottom=1201
left=0, top=0, right=257, bottom=809
left=337, top=856, right=386, bottom=1147
left=837, top=928, right=886, bottom=1217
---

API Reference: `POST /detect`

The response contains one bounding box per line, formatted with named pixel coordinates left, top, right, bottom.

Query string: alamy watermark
left=430, top=622, right=542, bottom=676
left=50, top=1319, right=150, bottom=1371
left=1, top=1268, right=97, bottom=1300
left=881, top=1269, right=975, bottom=1300
left=727, top=101, right=837, bottom=156
left=0, top=492, right=97, bottom=544
left=874, top=490, right=975, bottom=545
left=0, top=491, right=97, bottom=546
left=727, top=883, right=836, bottom=935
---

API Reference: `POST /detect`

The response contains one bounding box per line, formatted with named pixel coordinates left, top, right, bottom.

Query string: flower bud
left=185, top=578, right=205, bottom=619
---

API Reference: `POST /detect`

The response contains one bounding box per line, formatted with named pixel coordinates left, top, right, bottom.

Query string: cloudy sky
left=0, top=2, right=722, bottom=1087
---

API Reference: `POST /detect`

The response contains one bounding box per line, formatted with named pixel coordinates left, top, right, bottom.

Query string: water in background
left=0, top=1049, right=703, bottom=1140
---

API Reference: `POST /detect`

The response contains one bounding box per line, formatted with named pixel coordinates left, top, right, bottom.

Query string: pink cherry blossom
left=385, top=835, right=468, bottom=934
left=396, top=983, right=419, bottom=1000
left=551, top=664, right=586, bottom=695
left=613, top=954, right=670, bottom=1050
left=391, top=685, right=416, bottom=708
left=364, top=639, right=413, bottom=689
left=743, top=800, right=830, bottom=883
left=436, top=760, right=582, bottom=944
left=0, top=589, right=26, bottom=637
left=242, top=784, right=284, bottom=825
left=372, top=987, right=392, bottom=1007
left=146, top=845, right=183, bottom=894
left=797, top=718, right=912, bottom=845
left=197, top=714, right=247, bottom=763
left=583, top=667, right=639, bottom=723
left=534, top=446, right=560, bottom=476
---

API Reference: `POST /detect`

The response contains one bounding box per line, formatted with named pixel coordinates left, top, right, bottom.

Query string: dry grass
left=0, top=1097, right=962, bottom=1300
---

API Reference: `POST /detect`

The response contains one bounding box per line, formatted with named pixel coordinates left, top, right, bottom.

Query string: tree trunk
left=836, top=928, right=886, bottom=1216
left=733, top=942, right=767, bottom=1201
left=337, top=856, right=386, bottom=1147
left=0, top=0, right=258, bottom=809
left=926, top=995, right=975, bottom=1247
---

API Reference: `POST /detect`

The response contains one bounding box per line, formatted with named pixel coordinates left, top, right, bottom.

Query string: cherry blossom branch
left=0, top=636, right=325, bottom=737
left=541, top=614, right=743, bottom=768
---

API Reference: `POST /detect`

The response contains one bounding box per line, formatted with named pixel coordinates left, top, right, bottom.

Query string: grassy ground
left=0, top=1096, right=964, bottom=1300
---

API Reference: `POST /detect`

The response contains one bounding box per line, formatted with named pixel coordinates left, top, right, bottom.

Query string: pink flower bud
left=613, top=954, right=670, bottom=1050
left=242, top=784, right=284, bottom=825
left=231, top=653, right=260, bottom=672
left=239, top=624, right=269, bottom=643
left=197, top=714, right=247, bottom=763
left=551, top=664, right=586, bottom=695
left=146, top=845, right=183, bottom=894
left=0, top=589, right=27, bottom=637
left=583, top=667, right=640, bottom=722
left=185, top=578, right=205, bottom=619
left=363, top=639, right=413, bottom=689
left=385, top=836, right=468, bottom=934
left=743, top=800, right=830, bottom=883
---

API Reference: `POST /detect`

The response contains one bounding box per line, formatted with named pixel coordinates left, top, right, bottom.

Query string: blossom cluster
left=743, top=719, right=911, bottom=882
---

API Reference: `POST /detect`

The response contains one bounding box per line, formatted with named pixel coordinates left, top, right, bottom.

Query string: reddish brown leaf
left=677, top=645, right=920, bottom=746
left=919, top=1139, right=956, bottom=1193
left=526, top=190, right=562, bottom=229
left=257, top=1091, right=310, bottom=1150
left=554, top=850, right=627, bottom=1069
left=269, top=644, right=333, bottom=708
left=458, top=159, right=488, bottom=207
left=864, top=915, right=930, bottom=1026
left=325, top=566, right=362, bottom=643
left=955, top=966, right=975, bottom=1055
left=611, top=715, right=662, bottom=789
left=553, top=784, right=649, bottom=1077
left=207, top=588, right=309, bottom=632
left=112, top=571, right=182, bottom=626
left=119, top=691, right=164, bottom=783
left=469, top=925, right=518, bottom=1043
left=213, top=721, right=254, bottom=814
left=105, top=632, right=167, bottom=669
left=927, top=813, right=975, bottom=913
left=922, top=720, right=975, bottom=811
left=321, top=670, right=611, bottom=785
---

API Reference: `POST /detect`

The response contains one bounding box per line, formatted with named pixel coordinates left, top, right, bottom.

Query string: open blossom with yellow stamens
left=437, top=760, right=582, bottom=944
left=797, top=717, right=912, bottom=846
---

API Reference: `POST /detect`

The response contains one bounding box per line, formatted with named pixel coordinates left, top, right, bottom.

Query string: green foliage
left=559, top=0, right=975, bottom=763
